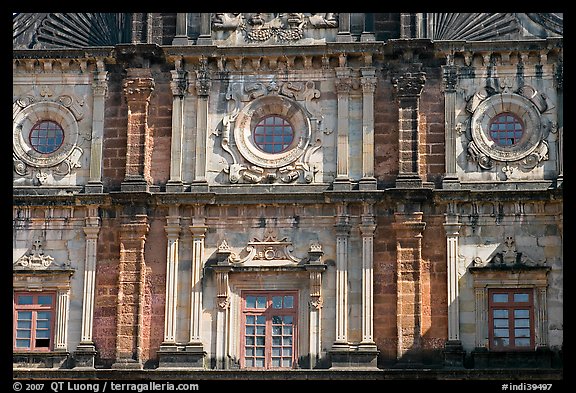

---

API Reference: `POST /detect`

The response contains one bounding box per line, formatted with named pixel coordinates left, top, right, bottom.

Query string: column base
left=189, top=181, right=209, bottom=192
left=120, top=178, right=149, bottom=192
left=165, top=180, right=186, bottom=193
left=84, top=182, right=104, bottom=194
left=73, top=343, right=97, bottom=369
left=395, top=174, right=422, bottom=188
left=443, top=340, right=465, bottom=368
left=442, top=175, right=461, bottom=189
left=330, top=343, right=379, bottom=369
left=332, top=177, right=352, bottom=191
left=158, top=343, right=206, bottom=368
left=359, top=177, right=378, bottom=190
left=111, top=358, right=143, bottom=369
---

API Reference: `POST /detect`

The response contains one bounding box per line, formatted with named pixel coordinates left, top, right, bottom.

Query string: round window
left=489, top=113, right=524, bottom=147
left=29, top=120, right=64, bottom=154
left=253, top=116, right=294, bottom=153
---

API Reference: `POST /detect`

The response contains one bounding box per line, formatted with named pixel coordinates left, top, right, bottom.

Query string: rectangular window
left=241, top=290, right=298, bottom=369
left=13, top=292, right=55, bottom=351
left=488, top=288, right=535, bottom=351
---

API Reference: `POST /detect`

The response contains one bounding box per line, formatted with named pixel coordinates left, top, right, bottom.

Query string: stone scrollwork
left=465, top=85, right=551, bottom=175
left=14, top=238, right=71, bottom=271
left=13, top=93, right=85, bottom=184
left=219, top=79, right=322, bottom=184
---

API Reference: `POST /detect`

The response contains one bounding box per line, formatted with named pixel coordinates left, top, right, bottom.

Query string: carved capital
left=392, top=71, right=426, bottom=98
left=442, top=65, right=458, bottom=92
left=123, top=77, right=154, bottom=103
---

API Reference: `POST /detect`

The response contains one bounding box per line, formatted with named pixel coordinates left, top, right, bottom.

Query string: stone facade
left=13, top=13, right=563, bottom=377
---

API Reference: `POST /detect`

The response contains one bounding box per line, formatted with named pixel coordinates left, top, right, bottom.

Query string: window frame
left=13, top=291, right=56, bottom=352
left=240, top=290, right=298, bottom=369
left=488, top=288, right=535, bottom=351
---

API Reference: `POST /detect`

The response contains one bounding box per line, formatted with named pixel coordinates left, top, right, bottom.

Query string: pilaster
left=121, top=68, right=155, bottom=192
left=191, top=57, right=210, bottom=191
left=442, top=57, right=461, bottom=189
left=359, top=67, right=378, bottom=190
left=393, top=211, right=426, bottom=366
left=334, top=65, right=352, bottom=190
left=166, top=59, right=187, bottom=193
left=392, top=70, right=426, bottom=188
left=112, top=215, right=149, bottom=369
left=85, top=59, right=107, bottom=194
left=74, top=205, right=100, bottom=368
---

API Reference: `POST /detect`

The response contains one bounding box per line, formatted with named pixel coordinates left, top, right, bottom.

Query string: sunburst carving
left=427, top=13, right=519, bottom=40
left=14, top=13, right=130, bottom=49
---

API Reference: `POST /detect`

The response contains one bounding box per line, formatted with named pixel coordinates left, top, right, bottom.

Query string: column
left=360, top=13, right=375, bottom=42
left=305, top=242, right=325, bottom=369
left=359, top=203, right=377, bottom=347
left=337, top=13, right=352, bottom=42
left=214, top=240, right=233, bottom=369
left=54, top=289, right=70, bottom=351
left=191, top=57, right=210, bottom=191
left=172, top=13, right=189, bottom=45
left=166, top=59, right=187, bottom=192
left=330, top=203, right=351, bottom=367
left=186, top=204, right=207, bottom=367
left=196, top=13, right=213, bottom=45
left=334, top=64, right=352, bottom=190
left=392, top=70, right=426, bottom=188
left=85, top=59, right=107, bottom=193
left=443, top=203, right=464, bottom=367
left=121, top=68, right=155, bottom=192
left=393, top=210, right=426, bottom=365
left=74, top=205, right=100, bottom=368
left=162, top=210, right=181, bottom=346
left=442, top=55, right=461, bottom=189
left=359, top=67, right=377, bottom=190
left=555, top=59, right=563, bottom=187
left=112, top=215, right=149, bottom=369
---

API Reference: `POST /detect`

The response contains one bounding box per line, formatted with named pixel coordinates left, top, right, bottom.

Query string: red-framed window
left=488, top=288, right=535, bottom=351
left=488, top=112, right=524, bottom=147
left=13, top=292, right=56, bottom=351
left=240, top=290, right=298, bottom=369
left=253, top=115, right=294, bottom=154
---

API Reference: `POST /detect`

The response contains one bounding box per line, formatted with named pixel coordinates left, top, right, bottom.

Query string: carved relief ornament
left=218, top=79, right=322, bottom=184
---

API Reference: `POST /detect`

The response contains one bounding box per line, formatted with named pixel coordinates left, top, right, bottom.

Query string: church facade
left=12, top=13, right=563, bottom=377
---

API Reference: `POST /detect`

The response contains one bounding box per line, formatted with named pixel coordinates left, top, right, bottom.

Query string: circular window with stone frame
left=233, top=95, right=311, bottom=169
left=470, top=93, right=543, bottom=163
left=13, top=101, right=80, bottom=169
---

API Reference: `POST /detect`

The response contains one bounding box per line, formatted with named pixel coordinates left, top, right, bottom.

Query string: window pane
left=17, top=321, right=31, bottom=329
left=17, top=311, right=33, bottom=320
left=255, top=358, right=265, bottom=367
left=272, top=326, right=282, bottom=335
left=256, top=296, right=267, bottom=309
left=246, top=348, right=254, bottom=356
left=37, top=311, right=51, bottom=320
left=493, top=338, right=509, bottom=347
left=255, top=347, right=265, bottom=356
left=272, top=347, right=281, bottom=357
left=272, top=336, right=281, bottom=346
left=515, top=338, right=531, bottom=347
left=493, top=309, right=508, bottom=318
left=36, top=330, right=50, bottom=339
left=17, top=295, right=34, bottom=305
left=246, top=296, right=256, bottom=308
left=35, top=338, right=50, bottom=348
left=514, top=328, right=531, bottom=338
left=515, top=319, right=530, bottom=328
left=272, top=315, right=282, bottom=324
left=284, top=315, right=293, bottom=324
left=16, top=330, right=31, bottom=339
left=272, top=296, right=282, bottom=309
left=15, top=339, right=30, bottom=348
left=256, top=315, right=265, bottom=324
left=271, top=358, right=281, bottom=367
left=284, top=296, right=294, bottom=308
left=492, top=293, right=508, bottom=302
left=256, top=326, right=265, bottom=335
left=514, top=309, right=530, bottom=319
left=246, top=337, right=254, bottom=345
left=494, top=328, right=509, bottom=338
left=36, top=320, right=50, bottom=329
left=38, top=295, right=53, bottom=305
left=284, top=325, right=293, bottom=335
left=493, top=319, right=509, bottom=328
left=246, top=315, right=255, bottom=324
left=513, top=293, right=529, bottom=303
left=282, top=358, right=292, bottom=367
left=246, top=358, right=254, bottom=367
left=256, top=336, right=265, bottom=345
left=246, top=326, right=254, bottom=335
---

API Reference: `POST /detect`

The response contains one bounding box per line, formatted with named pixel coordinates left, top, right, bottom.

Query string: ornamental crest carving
left=470, top=235, right=546, bottom=268
left=13, top=92, right=86, bottom=184
left=212, top=13, right=338, bottom=45
left=464, top=84, right=553, bottom=178
left=217, top=79, right=323, bottom=184
left=13, top=238, right=71, bottom=271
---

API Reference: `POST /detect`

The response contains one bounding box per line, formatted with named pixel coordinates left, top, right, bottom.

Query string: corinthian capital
left=392, top=71, right=426, bottom=98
